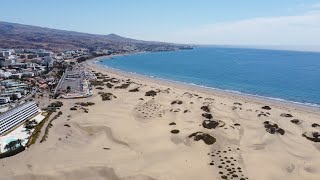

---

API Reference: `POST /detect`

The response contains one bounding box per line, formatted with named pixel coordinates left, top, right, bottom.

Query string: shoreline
left=2, top=52, right=320, bottom=180
left=85, top=55, right=320, bottom=115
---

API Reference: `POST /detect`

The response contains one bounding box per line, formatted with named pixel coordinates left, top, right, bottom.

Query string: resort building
left=0, top=102, right=41, bottom=136
left=0, top=50, right=12, bottom=58
left=1, top=80, right=28, bottom=89
left=0, top=70, right=12, bottom=78
left=0, top=80, right=29, bottom=100
left=0, top=58, right=14, bottom=67
left=0, top=97, right=10, bottom=105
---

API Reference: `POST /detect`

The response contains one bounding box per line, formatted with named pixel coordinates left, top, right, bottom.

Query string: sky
left=1, top=0, right=320, bottom=47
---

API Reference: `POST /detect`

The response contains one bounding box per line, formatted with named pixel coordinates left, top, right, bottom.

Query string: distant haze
left=248, top=45, right=320, bottom=53
left=198, top=45, right=320, bottom=53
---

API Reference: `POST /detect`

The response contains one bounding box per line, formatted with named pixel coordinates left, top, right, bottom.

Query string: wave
left=97, top=62, right=320, bottom=109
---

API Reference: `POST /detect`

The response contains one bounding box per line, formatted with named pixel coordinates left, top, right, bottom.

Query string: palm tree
left=4, top=141, right=17, bottom=151
left=15, top=139, right=24, bottom=147
left=4, top=139, right=24, bottom=151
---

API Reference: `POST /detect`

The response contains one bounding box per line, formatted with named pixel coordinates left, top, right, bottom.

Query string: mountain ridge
left=0, top=21, right=183, bottom=51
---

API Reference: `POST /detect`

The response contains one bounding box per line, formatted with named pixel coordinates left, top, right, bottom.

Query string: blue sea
left=98, top=47, right=320, bottom=107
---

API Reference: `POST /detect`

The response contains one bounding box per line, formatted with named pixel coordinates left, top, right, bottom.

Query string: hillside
left=0, top=21, right=187, bottom=51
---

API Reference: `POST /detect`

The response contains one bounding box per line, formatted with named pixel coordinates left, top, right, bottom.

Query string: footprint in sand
left=134, top=99, right=164, bottom=119
left=208, top=146, right=248, bottom=180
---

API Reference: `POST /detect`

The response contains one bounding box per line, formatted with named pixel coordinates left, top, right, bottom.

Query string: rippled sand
left=1, top=59, right=320, bottom=180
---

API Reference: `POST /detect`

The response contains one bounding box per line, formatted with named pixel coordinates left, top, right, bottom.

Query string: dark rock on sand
left=98, top=92, right=117, bottom=101
left=171, top=100, right=183, bottom=105
left=105, top=83, right=114, bottom=88
left=171, top=129, right=180, bottom=134
left=75, top=102, right=95, bottom=107
left=221, top=175, right=228, bottom=179
left=129, top=87, right=139, bottom=92
left=280, top=113, right=293, bottom=118
left=169, top=122, right=176, bottom=125
left=291, top=119, right=302, bottom=125
left=188, top=132, right=216, bottom=145
left=183, top=110, right=190, bottom=113
left=201, top=106, right=210, bottom=113
left=202, top=120, right=220, bottom=129
left=48, top=101, right=63, bottom=108
left=262, top=106, right=272, bottom=110
left=202, top=113, right=213, bottom=119
left=277, top=128, right=285, bottom=135
left=96, top=87, right=104, bottom=90
left=234, top=102, right=242, bottom=106
left=145, top=90, right=157, bottom=97
left=302, top=132, right=320, bottom=142
left=312, top=123, right=320, bottom=128
left=264, top=121, right=285, bottom=135
left=115, top=83, right=131, bottom=89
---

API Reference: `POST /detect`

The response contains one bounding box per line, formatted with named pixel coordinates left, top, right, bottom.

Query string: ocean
left=98, top=47, right=320, bottom=107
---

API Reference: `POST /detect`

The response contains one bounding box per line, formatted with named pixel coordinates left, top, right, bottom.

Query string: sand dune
left=9, top=166, right=155, bottom=180
left=1, top=59, right=320, bottom=180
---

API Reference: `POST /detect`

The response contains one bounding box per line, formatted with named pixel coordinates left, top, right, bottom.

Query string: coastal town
left=0, top=46, right=133, bottom=156
left=0, top=47, right=93, bottom=156
left=0, top=43, right=193, bottom=158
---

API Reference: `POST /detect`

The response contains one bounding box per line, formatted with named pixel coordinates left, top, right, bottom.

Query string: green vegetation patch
left=40, top=111, right=63, bottom=143
left=26, top=112, right=53, bottom=147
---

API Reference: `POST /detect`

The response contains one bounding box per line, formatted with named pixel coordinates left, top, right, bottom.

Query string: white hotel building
left=0, top=102, right=41, bottom=136
left=0, top=97, right=10, bottom=105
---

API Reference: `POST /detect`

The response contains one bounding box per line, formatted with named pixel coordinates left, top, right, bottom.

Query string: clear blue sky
left=1, top=0, right=320, bottom=46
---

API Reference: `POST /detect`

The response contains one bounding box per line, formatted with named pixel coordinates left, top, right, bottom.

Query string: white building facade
left=0, top=102, right=41, bottom=135
left=0, top=97, right=10, bottom=105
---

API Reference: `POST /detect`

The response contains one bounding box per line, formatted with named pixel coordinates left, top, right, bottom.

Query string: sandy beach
left=1, top=57, right=320, bottom=180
